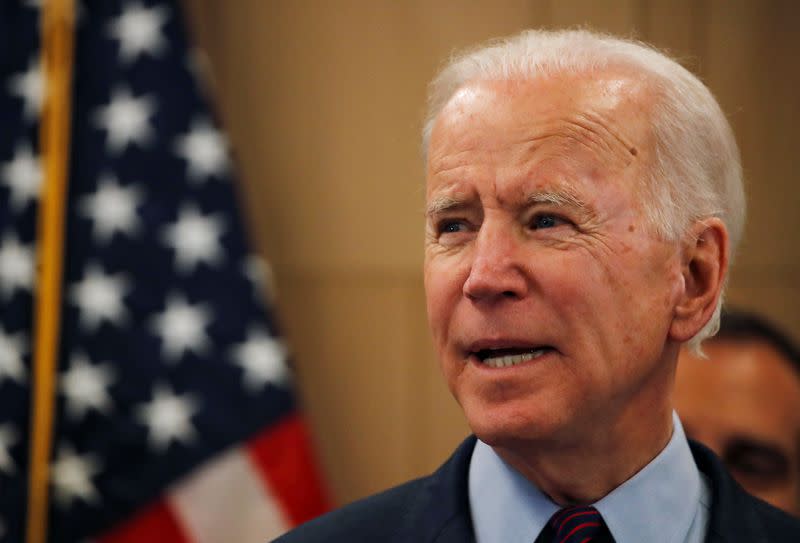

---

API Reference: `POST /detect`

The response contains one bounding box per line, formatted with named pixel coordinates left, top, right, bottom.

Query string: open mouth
left=472, top=347, right=553, bottom=368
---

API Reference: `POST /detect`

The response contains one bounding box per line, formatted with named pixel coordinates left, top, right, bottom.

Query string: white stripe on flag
left=168, top=446, right=291, bottom=543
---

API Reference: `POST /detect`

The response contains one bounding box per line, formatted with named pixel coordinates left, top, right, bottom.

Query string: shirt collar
left=596, top=413, right=701, bottom=543
left=469, top=435, right=559, bottom=543
left=468, top=412, right=701, bottom=543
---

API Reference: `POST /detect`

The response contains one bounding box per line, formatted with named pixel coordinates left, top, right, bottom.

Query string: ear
left=668, top=218, right=729, bottom=342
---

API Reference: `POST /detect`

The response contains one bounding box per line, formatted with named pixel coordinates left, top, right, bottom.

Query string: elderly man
left=675, top=310, right=800, bottom=517
left=276, top=29, right=800, bottom=542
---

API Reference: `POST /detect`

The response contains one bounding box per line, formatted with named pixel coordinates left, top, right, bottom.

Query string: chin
left=460, top=395, right=563, bottom=448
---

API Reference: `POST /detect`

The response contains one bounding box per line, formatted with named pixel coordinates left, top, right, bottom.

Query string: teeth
left=480, top=348, right=549, bottom=368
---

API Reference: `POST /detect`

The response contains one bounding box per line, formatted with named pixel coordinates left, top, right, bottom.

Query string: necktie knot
left=543, top=505, right=613, bottom=543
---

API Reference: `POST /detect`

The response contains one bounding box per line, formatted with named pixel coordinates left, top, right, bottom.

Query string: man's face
left=676, top=340, right=800, bottom=515
left=423, top=73, right=687, bottom=450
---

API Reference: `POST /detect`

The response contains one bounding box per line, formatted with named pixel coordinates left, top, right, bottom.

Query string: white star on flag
left=135, top=382, right=199, bottom=452
left=0, top=424, right=17, bottom=474
left=161, top=205, right=226, bottom=273
left=51, top=445, right=102, bottom=508
left=150, top=293, right=212, bottom=361
left=0, top=233, right=34, bottom=300
left=174, top=117, right=229, bottom=182
left=231, top=327, right=290, bottom=392
left=107, top=1, right=170, bottom=64
left=61, top=353, right=116, bottom=420
left=0, top=327, right=27, bottom=386
left=0, top=144, right=41, bottom=212
left=69, top=263, right=131, bottom=330
left=78, top=173, right=144, bottom=243
left=93, top=87, right=156, bottom=154
left=8, top=57, right=44, bottom=120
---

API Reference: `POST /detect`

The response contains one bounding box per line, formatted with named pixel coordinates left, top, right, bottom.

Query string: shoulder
left=273, top=436, right=477, bottom=543
left=689, top=440, right=800, bottom=542
left=712, top=485, right=800, bottom=542
left=747, top=496, right=800, bottom=541
left=272, top=476, right=431, bottom=542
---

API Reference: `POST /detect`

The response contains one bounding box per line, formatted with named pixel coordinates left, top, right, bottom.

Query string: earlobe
left=669, top=218, right=729, bottom=342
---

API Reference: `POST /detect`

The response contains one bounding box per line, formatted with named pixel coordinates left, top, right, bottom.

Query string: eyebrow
left=526, top=190, right=590, bottom=212
left=425, top=195, right=469, bottom=217
left=425, top=189, right=590, bottom=217
left=723, top=437, right=790, bottom=478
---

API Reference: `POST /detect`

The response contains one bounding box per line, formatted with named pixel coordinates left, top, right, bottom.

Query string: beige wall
left=181, top=0, right=800, bottom=506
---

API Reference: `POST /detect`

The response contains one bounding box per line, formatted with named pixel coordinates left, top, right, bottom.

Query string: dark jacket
left=274, top=436, right=800, bottom=542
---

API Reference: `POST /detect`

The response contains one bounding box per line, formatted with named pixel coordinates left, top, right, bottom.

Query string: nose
left=462, top=224, right=529, bottom=303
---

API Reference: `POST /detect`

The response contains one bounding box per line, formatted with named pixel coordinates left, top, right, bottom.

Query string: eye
left=723, top=440, right=789, bottom=485
left=530, top=213, right=567, bottom=230
left=437, top=219, right=467, bottom=235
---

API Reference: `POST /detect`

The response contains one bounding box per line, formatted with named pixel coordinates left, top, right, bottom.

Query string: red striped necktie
left=536, top=505, right=614, bottom=543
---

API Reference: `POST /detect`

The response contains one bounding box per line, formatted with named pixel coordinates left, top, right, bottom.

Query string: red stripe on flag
left=96, top=500, right=190, bottom=543
left=246, top=414, right=331, bottom=526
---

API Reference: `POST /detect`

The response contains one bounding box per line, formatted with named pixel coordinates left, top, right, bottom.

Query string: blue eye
left=532, top=214, right=559, bottom=229
left=439, top=221, right=465, bottom=234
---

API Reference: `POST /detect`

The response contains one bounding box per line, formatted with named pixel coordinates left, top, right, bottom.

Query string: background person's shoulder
left=691, top=439, right=800, bottom=541
left=748, top=496, right=800, bottom=542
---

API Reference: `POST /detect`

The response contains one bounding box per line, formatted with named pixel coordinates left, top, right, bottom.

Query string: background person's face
left=676, top=340, right=800, bottom=516
left=423, top=74, right=685, bottom=450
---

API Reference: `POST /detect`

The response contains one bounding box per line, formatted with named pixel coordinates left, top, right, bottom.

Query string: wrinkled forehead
left=429, top=68, right=657, bottom=159
left=425, top=70, right=659, bottom=205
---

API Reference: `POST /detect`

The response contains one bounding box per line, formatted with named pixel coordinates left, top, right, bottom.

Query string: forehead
left=699, top=340, right=800, bottom=396
left=677, top=340, right=800, bottom=431
left=425, top=71, right=656, bottom=203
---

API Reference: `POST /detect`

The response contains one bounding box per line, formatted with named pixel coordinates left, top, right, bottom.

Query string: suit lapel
left=392, top=436, right=477, bottom=543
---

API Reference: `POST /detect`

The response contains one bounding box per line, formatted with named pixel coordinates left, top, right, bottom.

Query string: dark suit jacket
left=274, top=436, right=800, bottom=542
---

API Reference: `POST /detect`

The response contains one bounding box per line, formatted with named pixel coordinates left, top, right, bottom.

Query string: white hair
left=422, top=29, right=745, bottom=351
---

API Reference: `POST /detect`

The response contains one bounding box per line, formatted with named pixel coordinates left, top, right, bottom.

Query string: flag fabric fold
left=0, top=1, right=329, bottom=541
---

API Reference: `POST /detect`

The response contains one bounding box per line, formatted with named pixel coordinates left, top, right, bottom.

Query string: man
left=275, top=29, right=800, bottom=542
left=675, top=310, right=800, bottom=516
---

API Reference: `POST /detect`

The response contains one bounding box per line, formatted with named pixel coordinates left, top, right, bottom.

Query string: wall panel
left=703, top=0, right=800, bottom=334
left=549, top=0, right=642, bottom=34
left=276, top=274, right=422, bottom=503
left=641, top=0, right=702, bottom=70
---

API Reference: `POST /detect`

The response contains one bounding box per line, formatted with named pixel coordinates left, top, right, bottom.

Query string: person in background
left=676, top=310, right=800, bottom=517
left=275, top=29, right=800, bottom=542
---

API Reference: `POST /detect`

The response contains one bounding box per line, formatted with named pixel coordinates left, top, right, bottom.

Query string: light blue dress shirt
left=468, top=412, right=711, bottom=543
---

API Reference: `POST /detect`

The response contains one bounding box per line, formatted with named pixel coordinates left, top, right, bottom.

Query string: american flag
left=0, top=1, right=329, bottom=541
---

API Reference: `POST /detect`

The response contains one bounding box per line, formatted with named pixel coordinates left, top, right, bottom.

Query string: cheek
left=593, top=237, right=677, bottom=304
left=546, top=244, right=674, bottom=359
left=535, top=252, right=615, bottom=317
left=604, top=248, right=682, bottom=367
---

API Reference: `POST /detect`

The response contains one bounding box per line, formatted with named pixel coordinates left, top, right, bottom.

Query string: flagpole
left=27, top=1, right=75, bottom=542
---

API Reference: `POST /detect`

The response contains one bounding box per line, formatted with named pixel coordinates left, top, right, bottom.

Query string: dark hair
left=713, top=309, right=800, bottom=376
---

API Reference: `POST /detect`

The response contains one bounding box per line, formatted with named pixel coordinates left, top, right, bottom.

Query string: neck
left=494, top=399, right=674, bottom=505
